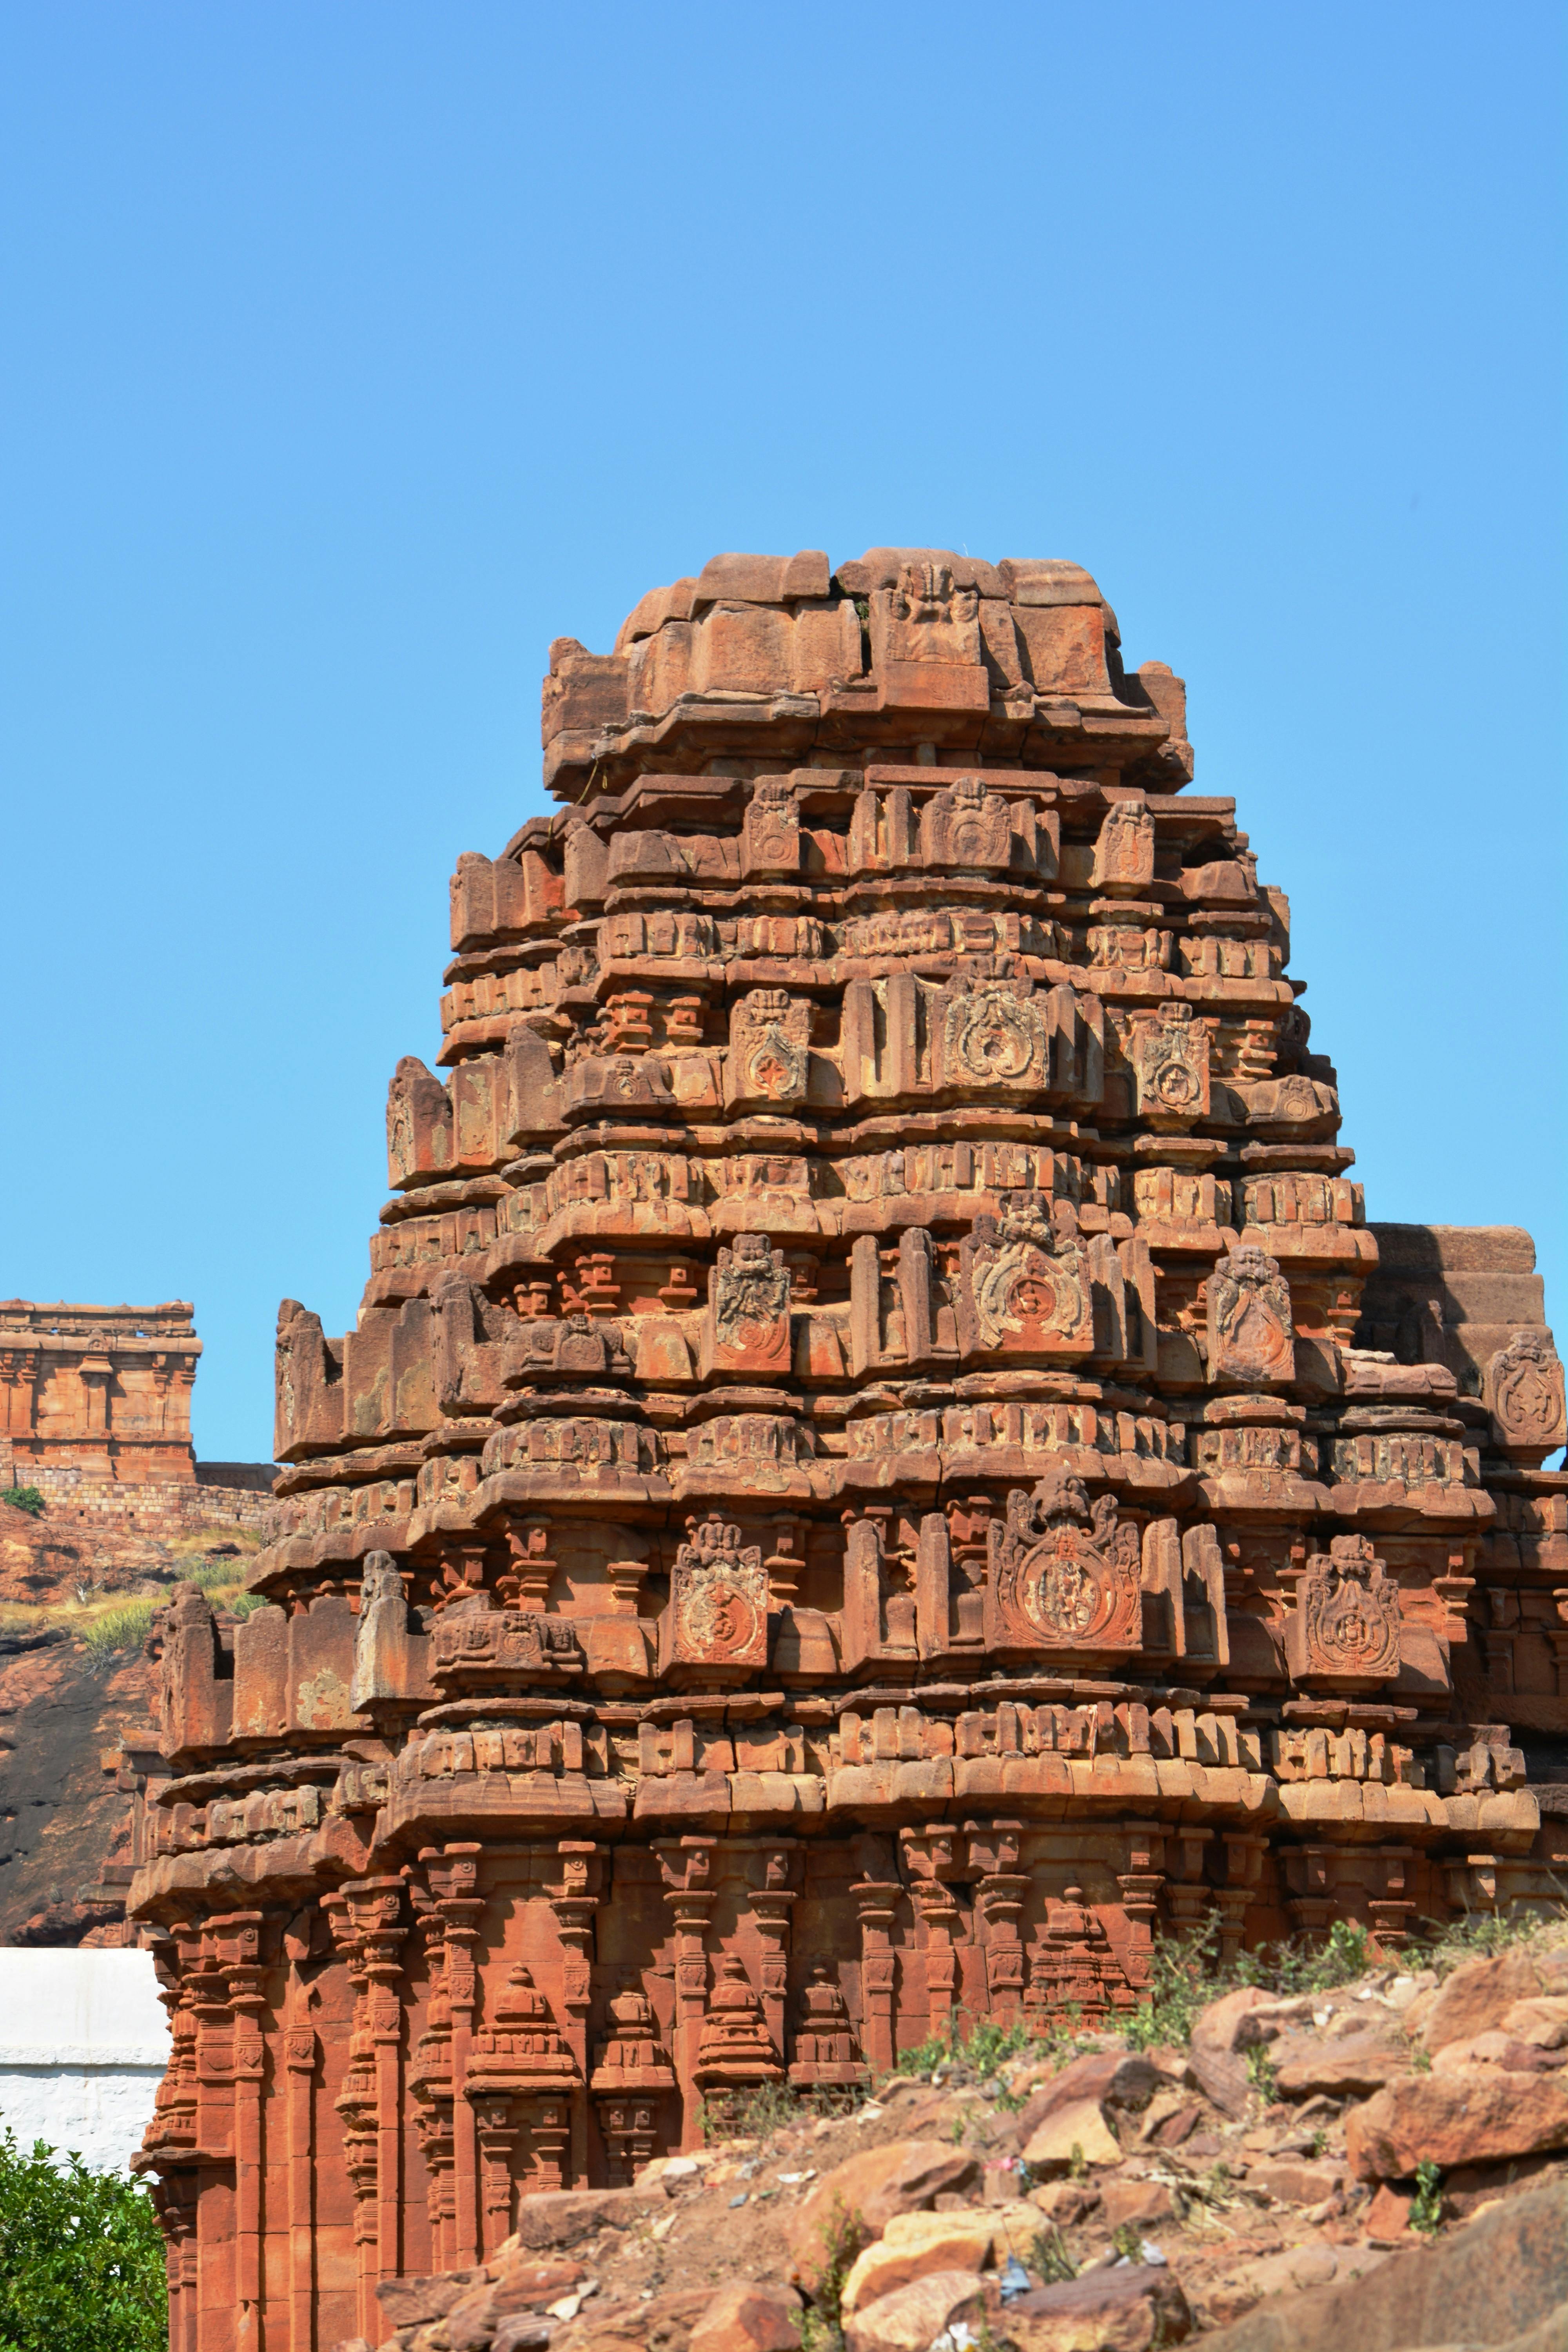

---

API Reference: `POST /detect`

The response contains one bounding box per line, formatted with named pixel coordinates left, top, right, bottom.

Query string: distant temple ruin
left=120, top=550, right=1566, bottom=2351
left=0, top=1299, right=202, bottom=1485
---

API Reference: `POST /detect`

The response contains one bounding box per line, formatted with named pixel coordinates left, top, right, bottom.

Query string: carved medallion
left=919, top=777, right=1012, bottom=869
left=1206, top=1245, right=1295, bottom=1385
left=958, top=1197, right=1092, bottom=1361
left=664, top=1515, right=769, bottom=1671
left=943, top=980, right=1046, bottom=1087
left=1485, top=1331, right=1567, bottom=1455
left=1285, top=1534, right=1401, bottom=1687
left=1131, top=1004, right=1210, bottom=1127
left=742, top=776, right=801, bottom=877
left=984, top=1464, right=1142, bottom=1655
left=708, top=1232, right=792, bottom=1374
left=1089, top=796, right=1155, bottom=890
left=726, top=988, right=811, bottom=1109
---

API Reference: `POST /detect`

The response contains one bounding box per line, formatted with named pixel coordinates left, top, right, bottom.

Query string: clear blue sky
left=1, top=4, right=1562, bottom=1461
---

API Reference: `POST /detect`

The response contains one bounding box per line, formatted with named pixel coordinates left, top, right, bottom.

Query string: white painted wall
left=0, top=1949, right=170, bottom=2173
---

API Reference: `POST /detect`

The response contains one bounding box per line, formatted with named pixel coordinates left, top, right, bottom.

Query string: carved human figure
left=984, top=1463, right=1142, bottom=1655
left=349, top=1550, right=408, bottom=1711
left=1206, top=1245, right=1295, bottom=1386
left=1285, top=1534, right=1402, bottom=1687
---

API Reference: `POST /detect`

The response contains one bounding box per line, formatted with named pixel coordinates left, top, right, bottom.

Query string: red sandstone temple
left=122, top=551, right=1567, bottom=2352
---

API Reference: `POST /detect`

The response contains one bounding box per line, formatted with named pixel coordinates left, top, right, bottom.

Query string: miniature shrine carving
left=118, top=548, right=1567, bottom=2352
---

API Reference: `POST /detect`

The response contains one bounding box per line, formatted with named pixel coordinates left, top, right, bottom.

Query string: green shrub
left=0, top=2124, right=165, bottom=2352
left=0, top=1486, right=44, bottom=1518
left=82, top=1603, right=157, bottom=1665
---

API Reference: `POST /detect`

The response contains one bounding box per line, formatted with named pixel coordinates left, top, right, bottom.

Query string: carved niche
left=789, top=1964, right=869, bottom=2088
left=957, top=1196, right=1092, bottom=1362
left=918, top=777, right=1012, bottom=870
left=1206, top=1246, right=1295, bottom=1386
left=882, top=559, right=981, bottom=668
left=431, top=1596, right=583, bottom=1686
left=706, top=1232, right=792, bottom=1375
left=726, top=989, right=812, bottom=1111
left=1284, top=1533, right=1402, bottom=1688
left=590, top=1980, right=676, bottom=2183
left=984, top=1464, right=1142, bottom=1657
left=936, top=976, right=1049, bottom=1096
left=1089, top=795, right=1155, bottom=891
left=1485, top=1332, right=1568, bottom=1457
left=742, top=776, right=802, bottom=878
left=1130, top=1004, right=1210, bottom=1127
left=695, top=1953, right=782, bottom=2090
left=661, top=1514, right=770, bottom=1675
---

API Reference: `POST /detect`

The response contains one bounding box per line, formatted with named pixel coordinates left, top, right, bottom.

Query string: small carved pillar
left=1164, top=1829, right=1215, bottom=1940
left=546, top=1841, right=604, bottom=2187
left=1369, top=1846, right=1417, bottom=1949
left=408, top=1889, right=456, bottom=2272
left=345, top=1877, right=407, bottom=2294
left=281, top=1915, right=319, bottom=2352
left=1282, top=1844, right=1338, bottom=1941
left=1116, top=1822, right=1165, bottom=1994
left=426, top=1843, right=484, bottom=2264
left=969, top=1822, right=1027, bottom=2026
left=501, top=1521, right=555, bottom=1611
left=908, top=1877, right=963, bottom=2046
left=322, top=1895, right=379, bottom=2334
left=658, top=1837, right=716, bottom=2149
left=1210, top=1834, right=1265, bottom=1965
left=214, top=1911, right=270, bottom=2352
left=851, top=1880, right=902, bottom=2074
left=748, top=1846, right=799, bottom=2061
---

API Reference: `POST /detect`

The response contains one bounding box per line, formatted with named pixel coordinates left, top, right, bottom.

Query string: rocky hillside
left=0, top=1487, right=267, bottom=1944
left=364, top=1924, right=1568, bottom=2351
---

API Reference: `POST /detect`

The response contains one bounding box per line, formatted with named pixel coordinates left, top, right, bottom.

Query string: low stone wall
left=0, top=1948, right=169, bottom=2171
left=16, top=1463, right=276, bottom=1538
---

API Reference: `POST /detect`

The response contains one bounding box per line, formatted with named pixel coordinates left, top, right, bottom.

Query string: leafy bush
left=0, top=2124, right=165, bottom=2352
left=0, top=1486, right=44, bottom=1518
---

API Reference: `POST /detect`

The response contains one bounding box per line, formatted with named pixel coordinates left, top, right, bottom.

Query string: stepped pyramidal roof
left=123, top=549, right=1567, bottom=2347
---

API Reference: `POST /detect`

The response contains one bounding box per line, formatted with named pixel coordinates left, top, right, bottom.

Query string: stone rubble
left=341, top=1926, right=1568, bottom=2348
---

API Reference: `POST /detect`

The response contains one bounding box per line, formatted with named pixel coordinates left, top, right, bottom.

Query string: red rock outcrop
left=120, top=551, right=1567, bottom=2352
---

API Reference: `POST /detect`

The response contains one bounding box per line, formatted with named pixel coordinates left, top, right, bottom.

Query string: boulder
left=843, top=2268, right=987, bottom=2352
left=1098, top=2178, right=1177, bottom=2230
left=1013, top=2052, right=1165, bottom=2146
left=786, top=2138, right=981, bottom=2291
left=999, top=2265, right=1193, bottom=2349
left=1422, top=1949, right=1545, bottom=2054
left=1501, top=1996, right=1568, bottom=2049
left=1346, top=2063, right=1568, bottom=2180
left=1193, top=2178, right=1568, bottom=2350
left=689, top=2279, right=803, bottom=2352
left=1238, top=2156, right=1343, bottom=2206
left=375, top=2274, right=483, bottom=2328
left=1270, top=2028, right=1410, bottom=2099
left=490, top=2258, right=586, bottom=2314
left=1020, top=2095, right=1124, bottom=2171
left=840, top=2210, right=994, bottom=2312
left=490, top=2325, right=551, bottom=2352
left=508, top=2186, right=649, bottom=2249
